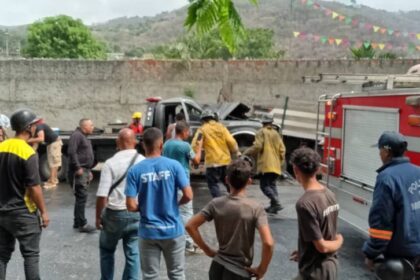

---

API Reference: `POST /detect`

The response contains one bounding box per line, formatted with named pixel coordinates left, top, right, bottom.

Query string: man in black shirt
left=0, top=109, right=49, bottom=280
left=67, top=118, right=96, bottom=233
left=28, top=119, right=62, bottom=188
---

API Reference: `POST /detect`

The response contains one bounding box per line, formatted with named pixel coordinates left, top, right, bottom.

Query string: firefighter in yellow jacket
left=192, top=109, right=240, bottom=197
left=244, top=115, right=286, bottom=214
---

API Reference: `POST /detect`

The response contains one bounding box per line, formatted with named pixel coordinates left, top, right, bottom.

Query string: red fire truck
left=309, top=73, right=420, bottom=234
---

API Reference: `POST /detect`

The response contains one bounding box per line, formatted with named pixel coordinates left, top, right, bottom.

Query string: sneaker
left=43, top=183, right=57, bottom=189
left=185, top=243, right=203, bottom=254
left=265, top=204, right=284, bottom=214
left=79, top=224, right=96, bottom=233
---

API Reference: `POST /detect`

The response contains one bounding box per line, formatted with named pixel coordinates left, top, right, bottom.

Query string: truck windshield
left=185, top=103, right=202, bottom=122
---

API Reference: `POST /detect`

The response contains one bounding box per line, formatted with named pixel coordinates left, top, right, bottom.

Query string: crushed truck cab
left=144, top=96, right=262, bottom=151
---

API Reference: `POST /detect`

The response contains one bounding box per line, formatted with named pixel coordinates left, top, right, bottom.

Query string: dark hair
left=175, top=121, right=189, bottom=135
left=226, top=159, right=252, bottom=190
left=390, top=142, right=408, bottom=158
left=175, top=112, right=185, bottom=122
left=290, top=147, right=320, bottom=176
left=143, top=127, right=163, bottom=150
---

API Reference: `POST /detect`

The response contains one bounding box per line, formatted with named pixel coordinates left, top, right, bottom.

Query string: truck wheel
left=39, top=154, right=68, bottom=182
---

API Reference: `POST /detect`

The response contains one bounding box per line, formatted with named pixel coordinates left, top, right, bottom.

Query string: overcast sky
left=0, top=0, right=420, bottom=26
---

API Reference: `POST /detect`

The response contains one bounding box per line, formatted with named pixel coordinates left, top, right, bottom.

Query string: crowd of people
left=0, top=108, right=419, bottom=280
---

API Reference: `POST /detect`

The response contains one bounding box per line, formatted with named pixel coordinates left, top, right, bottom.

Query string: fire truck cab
left=313, top=74, right=420, bottom=234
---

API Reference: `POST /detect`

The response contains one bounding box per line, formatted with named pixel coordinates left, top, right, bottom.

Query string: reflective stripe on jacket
left=362, top=157, right=420, bottom=259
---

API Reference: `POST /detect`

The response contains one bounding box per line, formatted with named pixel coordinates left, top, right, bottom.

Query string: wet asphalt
left=7, top=176, right=374, bottom=280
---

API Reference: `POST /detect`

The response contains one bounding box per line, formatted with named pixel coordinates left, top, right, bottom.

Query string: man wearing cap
left=363, top=131, right=420, bottom=278
left=129, top=112, right=144, bottom=135
left=191, top=109, right=241, bottom=198
left=244, top=115, right=286, bottom=214
left=0, top=109, right=49, bottom=279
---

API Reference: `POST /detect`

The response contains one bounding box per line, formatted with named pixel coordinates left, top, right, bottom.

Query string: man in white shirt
left=96, top=128, right=145, bottom=280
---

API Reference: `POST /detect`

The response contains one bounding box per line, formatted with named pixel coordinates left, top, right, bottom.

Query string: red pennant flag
left=314, top=3, right=320, bottom=9
left=380, top=28, right=387, bottom=34
left=301, top=0, right=307, bottom=4
left=394, top=31, right=401, bottom=37
left=409, top=33, right=416, bottom=39
left=342, top=38, right=350, bottom=46
left=386, top=43, right=393, bottom=50
left=325, top=9, right=332, bottom=16
left=371, top=43, right=379, bottom=49
left=328, top=37, right=335, bottom=45
left=338, top=15, right=345, bottom=21
left=313, top=35, right=321, bottom=42
left=352, top=19, right=359, bottom=26
left=364, top=23, right=373, bottom=31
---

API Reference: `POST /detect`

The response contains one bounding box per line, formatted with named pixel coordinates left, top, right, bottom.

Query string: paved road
left=8, top=176, right=374, bottom=280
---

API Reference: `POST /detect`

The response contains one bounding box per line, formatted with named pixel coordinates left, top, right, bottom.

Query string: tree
left=185, top=0, right=259, bottom=54
left=350, top=45, right=375, bottom=60
left=23, top=15, right=106, bottom=59
left=378, top=52, right=398, bottom=60
left=236, top=28, right=278, bottom=59
left=148, top=28, right=282, bottom=60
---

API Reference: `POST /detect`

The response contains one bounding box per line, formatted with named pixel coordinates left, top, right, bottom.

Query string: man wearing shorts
left=28, top=119, right=62, bottom=188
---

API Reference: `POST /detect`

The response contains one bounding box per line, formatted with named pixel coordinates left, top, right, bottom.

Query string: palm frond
left=185, top=0, right=258, bottom=54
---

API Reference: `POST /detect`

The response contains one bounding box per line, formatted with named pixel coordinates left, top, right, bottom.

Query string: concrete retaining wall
left=0, top=59, right=419, bottom=130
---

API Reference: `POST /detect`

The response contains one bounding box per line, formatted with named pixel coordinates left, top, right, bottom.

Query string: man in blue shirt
left=126, top=128, right=193, bottom=280
left=163, top=121, right=202, bottom=253
left=363, top=131, right=420, bottom=279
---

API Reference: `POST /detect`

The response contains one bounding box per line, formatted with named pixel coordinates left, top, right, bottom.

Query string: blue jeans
left=178, top=191, right=193, bottom=246
left=99, top=209, right=140, bottom=280
left=140, top=235, right=185, bottom=280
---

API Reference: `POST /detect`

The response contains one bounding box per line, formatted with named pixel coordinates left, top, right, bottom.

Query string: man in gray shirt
left=96, top=128, right=144, bottom=280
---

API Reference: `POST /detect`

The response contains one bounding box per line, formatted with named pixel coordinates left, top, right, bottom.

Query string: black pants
left=209, top=261, right=250, bottom=280
left=260, top=173, right=279, bottom=202
left=68, top=168, right=90, bottom=228
left=206, top=166, right=229, bottom=198
left=0, top=209, right=41, bottom=280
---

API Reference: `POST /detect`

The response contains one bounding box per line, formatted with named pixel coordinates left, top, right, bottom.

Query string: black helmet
left=10, top=109, right=39, bottom=132
left=200, top=109, right=215, bottom=121
left=261, top=114, right=274, bottom=124
left=375, top=258, right=415, bottom=280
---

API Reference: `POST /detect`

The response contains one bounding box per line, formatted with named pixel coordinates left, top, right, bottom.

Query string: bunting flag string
left=299, top=0, right=420, bottom=42
left=291, top=31, right=420, bottom=52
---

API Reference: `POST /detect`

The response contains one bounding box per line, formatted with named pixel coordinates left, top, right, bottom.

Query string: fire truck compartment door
left=342, top=106, right=399, bottom=187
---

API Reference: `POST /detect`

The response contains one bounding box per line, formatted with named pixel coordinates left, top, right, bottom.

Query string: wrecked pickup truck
left=144, top=96, right=262, bottom=150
